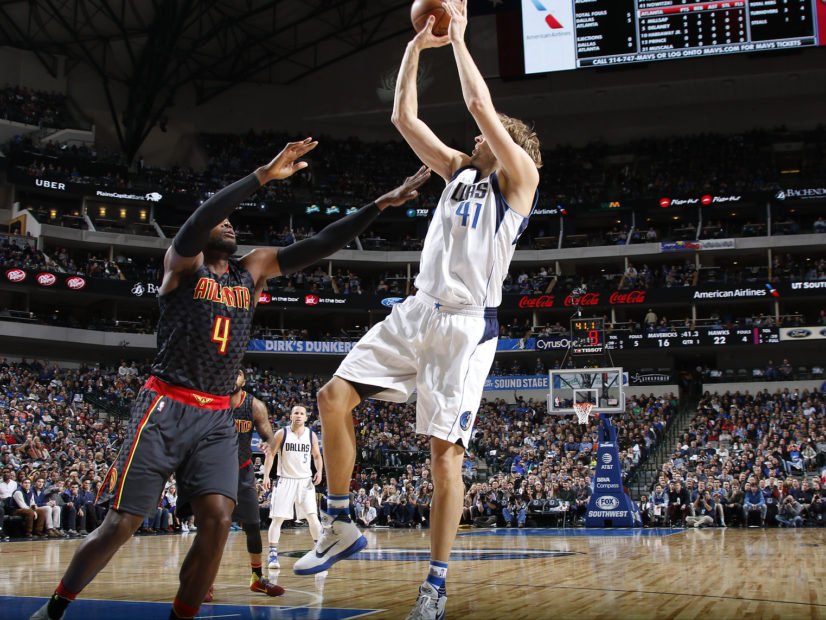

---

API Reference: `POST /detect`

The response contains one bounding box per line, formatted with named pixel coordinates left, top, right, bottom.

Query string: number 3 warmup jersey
left=152, top=259, right=255, bottom=396
left=414, top=167, right=537, bottom=308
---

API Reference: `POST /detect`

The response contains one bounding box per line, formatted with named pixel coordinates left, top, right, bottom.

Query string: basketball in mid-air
left=411, top=0, right=451, bottom=36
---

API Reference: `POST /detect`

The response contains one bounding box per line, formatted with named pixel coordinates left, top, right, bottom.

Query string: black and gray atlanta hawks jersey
left=152, top=259, right=255, bottom=396
left=232, top=391, right=255, bottom=466
left=415, top=166, right=538, bottom=308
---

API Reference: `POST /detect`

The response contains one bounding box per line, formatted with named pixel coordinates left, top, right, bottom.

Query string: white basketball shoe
left=293, top=511, right=366, bottom=575
left=267, top=547, right=280, bottom=569
left=405, top=582, right=447, bottom=620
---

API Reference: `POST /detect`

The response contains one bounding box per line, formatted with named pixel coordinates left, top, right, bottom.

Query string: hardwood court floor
left=1, top=526, right=825, bottom=619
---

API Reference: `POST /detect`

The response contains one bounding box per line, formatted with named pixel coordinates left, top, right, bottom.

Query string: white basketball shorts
left=270, top=477, right=318, bottom=519
left=335, top=290, right=498, bottom=447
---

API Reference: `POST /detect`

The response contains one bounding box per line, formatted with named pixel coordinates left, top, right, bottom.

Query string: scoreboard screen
left=522, top=0, right=826, bottom=74
left=571, top=317, right=606, bottom=355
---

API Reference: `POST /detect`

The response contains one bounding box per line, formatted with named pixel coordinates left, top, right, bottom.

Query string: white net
left=573, top=402, right=593, bottom=425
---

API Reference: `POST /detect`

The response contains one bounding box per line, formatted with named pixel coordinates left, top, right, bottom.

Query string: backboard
left=548, top=367, right=625, bottom=414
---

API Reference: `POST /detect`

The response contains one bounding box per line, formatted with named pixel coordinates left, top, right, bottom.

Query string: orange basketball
left=411, top=0, right=451, bottom=36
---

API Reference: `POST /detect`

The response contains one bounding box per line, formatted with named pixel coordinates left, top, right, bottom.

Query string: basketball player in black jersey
left=31, top=139, right=431, bottom=620
left=202, top=369, right=283, bottom=601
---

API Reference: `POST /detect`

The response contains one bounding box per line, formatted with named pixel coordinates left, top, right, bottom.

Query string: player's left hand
left=411, top=15, right=450, bottom=50
left=260, top=442, right=272, bottom=456
left=256, top=137, right=319, bottom=182
left=374, top=165, right=431, bottom=210
left=442, top=0, right=468, bottom=44
left=312, top=470, right=322, bottom=486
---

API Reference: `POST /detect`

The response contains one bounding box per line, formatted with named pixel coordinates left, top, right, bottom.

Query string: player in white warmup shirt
left=264, top=404, right=323, bottom=570
left=294, top=2, right=542, bottom=619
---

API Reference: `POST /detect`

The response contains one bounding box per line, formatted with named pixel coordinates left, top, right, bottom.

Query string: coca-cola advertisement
left=507, top=281, right=825, bottom=311
left=564, top=292, right=600, bottom=307
left=518, top=295, right=555, bottom=309
left=516, top=290, right=648, bottom=309
left=608, top=291, right=647, bottom=305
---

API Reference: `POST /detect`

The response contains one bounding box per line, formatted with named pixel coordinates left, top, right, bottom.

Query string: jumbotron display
left=522, top=0, right=826, bottom=74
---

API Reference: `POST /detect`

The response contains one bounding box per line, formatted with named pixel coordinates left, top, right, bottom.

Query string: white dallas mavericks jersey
left=277, top=427, right=313, bottom=479
left=415, top=167, right=536, bottom=307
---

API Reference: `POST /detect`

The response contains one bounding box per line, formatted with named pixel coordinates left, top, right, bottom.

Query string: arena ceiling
left=0, top=0, right=415, bottom=90
left=0, top=0, right=415, bottom=159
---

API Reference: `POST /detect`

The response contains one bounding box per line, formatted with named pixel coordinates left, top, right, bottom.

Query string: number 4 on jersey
left=455, top=201, right=482, bottom=229
left=211, top=316, right=231, bottom=355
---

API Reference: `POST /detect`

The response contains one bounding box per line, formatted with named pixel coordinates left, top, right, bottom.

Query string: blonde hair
left=498, top=112, right=542, bottom=169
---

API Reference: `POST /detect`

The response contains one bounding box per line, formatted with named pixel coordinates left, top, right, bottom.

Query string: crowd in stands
left=5, top=122, right=826, bottom=248
left=0, top=357, right=678, bottom=538
left=640, top=388, right=826, bottom=528
left=2, top=236, right=825, bottom=345
left=0, top=87, right=73, bottom=128
left=263, top=384, right=677, bottom=529
left=2, top=233, right=825, bottom=344
left=48, top=248, right=121, bottom=280
left=0, top=234, right=49, bottom=272
left=4, top=234, right=824, bottom=302
left=3, top=366, right=825, bottom=537
left=6, top=95, right=826, bottom=205
left=9, top=135, right=128, bottom=187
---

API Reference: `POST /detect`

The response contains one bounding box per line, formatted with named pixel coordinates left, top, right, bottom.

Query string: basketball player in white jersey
left=294, top=2, right=541, bottom=618
left=264, top=404, right=323, bottom=569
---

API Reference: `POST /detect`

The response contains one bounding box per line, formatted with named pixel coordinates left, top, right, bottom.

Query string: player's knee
left=433, top=466, right=465, bottom=491
left=198, top=510, right=233, bottom=534
left=431, top=441, right=464, bottom=479
left=318, top=378, right=352, bottom=413
left=432, top=462, right=461, bottom=484
left=103, top=510, right=143, bottom=541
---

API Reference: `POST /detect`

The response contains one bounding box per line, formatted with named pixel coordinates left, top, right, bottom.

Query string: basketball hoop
left=573, top=402, right=593, bottom=425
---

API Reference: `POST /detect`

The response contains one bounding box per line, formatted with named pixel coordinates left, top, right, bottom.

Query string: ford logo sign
left=821, top=328, right=826, bottom=337
left=381, top=297, right=404, bottom=308
left=787, top=329, right=811, bottom=338
left=596, top=496, right=620, bottom=510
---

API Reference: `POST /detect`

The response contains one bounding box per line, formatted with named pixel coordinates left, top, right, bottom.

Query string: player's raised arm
left=391, top=17, right=467, bottom=181
left=443, top=0, right=540, bottom=216
left=160, top=137, right=318, bottom=294
left=241, top=166, right=431, bottom=287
